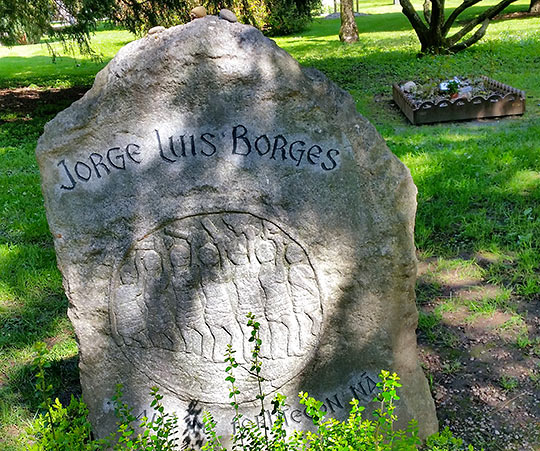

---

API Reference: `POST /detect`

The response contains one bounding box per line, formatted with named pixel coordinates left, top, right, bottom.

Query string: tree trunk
left=339, top=0, right=359, bottom=43
left=334, top=0, right=337, bottom=13
left=400, top=0, right=518, bottom=54
left=530, top=0, right=540, bottom=13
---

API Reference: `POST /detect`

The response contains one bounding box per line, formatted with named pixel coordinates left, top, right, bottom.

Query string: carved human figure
left=256, top=238, right=301, bottom=359
left=198, top=239, right=244, bottom=362
left=285, top=242, right=322, bottom=344
left=113, top=257, right=150, bottom=347
left=170, top=240, right=214, bottom=357
left=140, top=249, right=180, bottom=351
left=226, top=236, right=268, bottom=361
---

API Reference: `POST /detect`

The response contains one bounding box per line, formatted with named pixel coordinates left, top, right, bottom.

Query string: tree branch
left=430, top=0, right=445, bottom=34
left=446, top=0, right=518, bottom=47
left=448, top=19, right=489, bottom=52
left=399, top=0, right=429, bottom=42
left=442, top=0, right=483, bottom=35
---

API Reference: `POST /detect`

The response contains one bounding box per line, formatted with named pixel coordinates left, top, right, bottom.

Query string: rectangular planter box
left=392, top=76, right=526, bottom=125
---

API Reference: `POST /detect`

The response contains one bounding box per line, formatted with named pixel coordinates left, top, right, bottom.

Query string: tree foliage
left=399, top=0, right=518, bottom=54
left=0, top=0, right=319, bottom=53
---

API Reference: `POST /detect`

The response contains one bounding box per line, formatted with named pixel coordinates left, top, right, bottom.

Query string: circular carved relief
left=110, top=212, right=322, bottom=403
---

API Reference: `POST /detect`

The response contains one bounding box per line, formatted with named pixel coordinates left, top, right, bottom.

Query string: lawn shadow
left=0, top=87, right=86, bottom=443
left=416, top=256, right=540, bottom=449
left=0, top=86, right=88, bottom=116
left=1, top=354, right=81, bottom=415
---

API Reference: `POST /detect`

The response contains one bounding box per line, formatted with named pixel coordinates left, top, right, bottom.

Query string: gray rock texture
left=219, top=8, right=237, bottom=22
left=36, top=16, right=437, bottom=446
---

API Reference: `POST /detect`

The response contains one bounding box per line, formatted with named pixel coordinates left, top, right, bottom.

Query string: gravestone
left=36, top=16, right=438, bottom=446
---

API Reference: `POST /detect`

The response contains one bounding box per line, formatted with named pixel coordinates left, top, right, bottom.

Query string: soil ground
left=0, top=86, right=87, bottom=119
left=417, top=253, right=540, bottom=450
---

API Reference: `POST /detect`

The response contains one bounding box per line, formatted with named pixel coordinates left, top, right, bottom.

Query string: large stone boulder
left=36, top=16, right=437, bottom=446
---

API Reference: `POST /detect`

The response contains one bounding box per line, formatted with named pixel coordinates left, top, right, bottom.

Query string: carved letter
left=188, top=135, right=197, bottom=156
left=232, top=125, right=251, bottom=156
left=271, top=135, right=287, bottom=160
left=177, top=135, right=195, bottom=157
left=350, top=384, right=366, bottom=399
left=126, top=143, right=142, bottom=164
left=200, top=133, right=217, bottom=156
left=169, top=136, right=181, bottom=158
left=290, top=409, right=303, bottom=423
left=89, top=152, right=110, bottom=178
left=364, top=375, right=378, bottom=393
left=288, top=140, right=306, bottom=167
left=57, top=159, right=77, bottom=190
left=307, top=145, right=322, bottom=165
left=255, top=134, right=271, bottom=156
left=74, top=161, right=92, bottom=181
left=321, top=148, right=339, bottom=171
left=325, top=394, right=344, bottom=413
left=155, top=129, right=176, bottom=163
left=107, top=147, right=126, bottom=170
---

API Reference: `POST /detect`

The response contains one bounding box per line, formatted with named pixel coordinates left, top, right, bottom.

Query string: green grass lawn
left=1, top=2, right=539, bottom=448
left=0, top=27, right=134, bottom=88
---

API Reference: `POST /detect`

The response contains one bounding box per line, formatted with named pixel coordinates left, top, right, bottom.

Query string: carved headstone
left=36, top=16, right=438, bottom=445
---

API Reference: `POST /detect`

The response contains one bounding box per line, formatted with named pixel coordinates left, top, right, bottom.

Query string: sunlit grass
left=0, top=27, right=135, bottom=88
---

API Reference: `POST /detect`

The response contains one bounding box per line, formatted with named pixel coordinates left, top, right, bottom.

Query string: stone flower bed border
left=393, top=76, right=526, bottom=125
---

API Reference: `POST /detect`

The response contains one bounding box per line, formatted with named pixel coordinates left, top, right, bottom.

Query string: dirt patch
left=495, top=11, right=540, bottom=21
left=0, top=86, right=88, bottom=118
left=417, top=255, right=540, bottom=450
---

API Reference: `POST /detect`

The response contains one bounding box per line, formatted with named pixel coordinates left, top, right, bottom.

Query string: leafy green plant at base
left=27, top=321, right=475, bottom=451
left=25, top=342, right=96, bottom=451
left=297, top=371, right=421, bottom=450
left=105, top=384, right=180, bottom=450
left=26, top=342, right=181, bottom=450
left=25, top=395, right=96, bottom=451
left=202, top=314, right=443, bottom=451
left=424, top=427, right=475, bottom=451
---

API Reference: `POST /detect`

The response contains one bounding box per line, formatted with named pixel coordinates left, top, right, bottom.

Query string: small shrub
left=202, top=314, right=423, bottom=451
left=424, top=426, right=475, bottom=450
left=25, top=342, right=96, bottom=451
left=499, top=375, right=519, bottom=391
left=25, top=395, right=95, bottom=451
left=27, top=316, right=475, bottom=450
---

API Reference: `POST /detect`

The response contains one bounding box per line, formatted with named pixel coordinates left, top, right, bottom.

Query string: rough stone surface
left=148, top=26, right=166, bottom=35
left=190, top=6, right=207, bottom=19
left=219, top=8, right=237, bottom=23
left=36, top=16, right=438, bottom=446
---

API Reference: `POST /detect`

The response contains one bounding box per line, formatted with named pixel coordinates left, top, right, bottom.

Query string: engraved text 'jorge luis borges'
left=56, top=124, right=341, bottom=191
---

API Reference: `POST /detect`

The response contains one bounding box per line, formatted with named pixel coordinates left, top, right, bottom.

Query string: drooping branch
left=446, top=0, right=518, bottom=47
left=448, top=18, right=489, bottom=52
left=442, top=0, right=482, bottom=35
